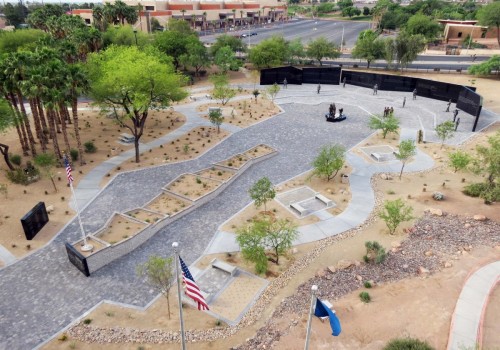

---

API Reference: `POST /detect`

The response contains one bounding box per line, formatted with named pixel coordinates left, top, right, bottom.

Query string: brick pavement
left=0, top=84, right=498, bottom=350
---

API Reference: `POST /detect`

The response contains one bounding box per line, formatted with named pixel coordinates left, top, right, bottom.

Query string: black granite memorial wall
left=65, top=243, right=90, bottom=277
left=260, top=66, right=303, bottom=85
left=20, top=202, right=49, bottom=240
left=302, top=67, right=341, bottom=85
left=457, top=87, right=482, bottom=117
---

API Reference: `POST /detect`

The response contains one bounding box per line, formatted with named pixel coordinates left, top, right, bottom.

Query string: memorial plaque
left=260, top=66, right=303, bottom=85
left=302, top=67, right=341, bottom=85
left=457, top=87, right=482, bottom=116
left=65, top=243, right=90, bottom=277
left=20, top=202, right=49, bottom=240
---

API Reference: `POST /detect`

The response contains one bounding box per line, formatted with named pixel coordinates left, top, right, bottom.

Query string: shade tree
left=310, top=144, right=346, bottom=182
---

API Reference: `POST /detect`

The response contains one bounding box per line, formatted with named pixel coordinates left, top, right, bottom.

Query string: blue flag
left=314, top=299, right=341, bottom=336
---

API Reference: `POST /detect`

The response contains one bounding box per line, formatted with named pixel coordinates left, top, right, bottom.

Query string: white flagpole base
left=80, top=244, right=94, bottom=252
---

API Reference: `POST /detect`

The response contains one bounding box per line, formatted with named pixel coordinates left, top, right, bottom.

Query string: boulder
left=425, top=250, right=433, bottom=257
left=380, top=173, right=388, bottom=180
left=391, top=241, right=402, bottom=248
left=46, top=205, right=55, bottom=214
left=444, top=262, right=453, bottom=268
left=464, top=223, right=471, bottom=229
left=316, top=269, right=326, bottom=278
left=427, top=208, right=443, bottom=216
left=418, top=266, right=429, bottom=275
left=327, top=266, right=336, bottom=274
left=337, top=259, right=355, bottom=269
left=356, top=275, right=363, bottom=281
left=473, top=214, right=486, bottom=221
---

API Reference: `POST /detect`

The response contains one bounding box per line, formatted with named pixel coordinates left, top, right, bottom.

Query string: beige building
left=73, top=0, right=286, bottom=33
left=443, top=23, right=499, bottom=48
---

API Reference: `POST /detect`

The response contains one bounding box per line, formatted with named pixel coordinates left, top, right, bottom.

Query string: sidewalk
left=448, top=261, right=500, bottom=350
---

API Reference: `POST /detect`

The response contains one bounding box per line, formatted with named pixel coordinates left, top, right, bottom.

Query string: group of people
left=383, top=106, right=394, bottom=117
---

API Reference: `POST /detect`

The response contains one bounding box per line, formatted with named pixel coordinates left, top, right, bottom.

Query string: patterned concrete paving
left=0, top=83, right=498, bottom=350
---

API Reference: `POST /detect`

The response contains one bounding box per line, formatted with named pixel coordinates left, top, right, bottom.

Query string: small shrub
left=383, top=337, right=435, bottom=350
left=196, top=177, right=202, bottom=184
left=463, top=182, right=493, bottom=198
left=10, top=154, right=22, bottom=166
left=359, top=291, right=371, bottom=303
left=364, top=281, right=372, bottom=288
left=7, top=167, right=39, bottom=185
left=70, top=149, right=79, bottom=161
left=387, top=190, right=395, bottom=195
left=105, top=311, right=114, bottom=317
left=83, top=318, right=92, bottom=324
left=215, top=319, right=222, bottom=326
left=432, top=192, right=444, bottom=201
left=217, top=171, right=223, bottom=176
left=84, top=141, right=97, bottom=153
left=61, top=196, right=65, bottom=201
left=57, top=333, right=68, bottom=341
left=364, top=241, right=387, bottom=264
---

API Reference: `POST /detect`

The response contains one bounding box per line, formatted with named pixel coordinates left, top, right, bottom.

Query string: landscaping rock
left=427, top=208, right=443, bottom=216
left=337, top=260, right=354, bottom=269
left=473, top=214, right=487, bottom=221
left=327, top=266, right=336, bottom=274
left=418, top=266, right=429, bottom=275
left=46, top=205, right=55, bottom=214
left=444, top=262, right=453, bottom=268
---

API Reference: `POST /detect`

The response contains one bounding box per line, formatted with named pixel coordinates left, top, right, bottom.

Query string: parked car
left=250, top=32, right=258, bottom=36
left=240, top=33, right=248, bottom=38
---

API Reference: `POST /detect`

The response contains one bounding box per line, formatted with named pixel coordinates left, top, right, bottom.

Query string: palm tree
left=92, top=6, right=105, bottom=31
left=191, top=14, right=196, bottom=29
left=258, top=10, right=261, bottom=25
left=181, top=9, right=186, bottom=21
left=240, top=10, right=244, bottom=27
left=67, top=64, right=88, bottom=165
left=232, top=9, right=236, bottom=26
left=202, top=12, right=207, bottom=31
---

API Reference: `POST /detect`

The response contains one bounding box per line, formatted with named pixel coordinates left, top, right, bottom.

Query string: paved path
left=447, top=261, right=500, bottom=350
left=0, top=83, right=498, bottom=350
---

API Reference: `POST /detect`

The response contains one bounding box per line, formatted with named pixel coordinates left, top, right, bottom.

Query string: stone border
left=68, top=145, right=278, bottom=275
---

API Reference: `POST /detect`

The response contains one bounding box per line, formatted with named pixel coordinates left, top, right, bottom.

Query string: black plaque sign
left=260, top=66, right=303, bottom=85
left=302, top=67, right=341, bottom=85
left=457, top=87, right=483, bottom=131
left=20, top=202, right=49, bottom=240
left=65, top=242, right=90, bottom=277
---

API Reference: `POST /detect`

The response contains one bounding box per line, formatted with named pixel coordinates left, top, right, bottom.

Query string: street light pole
left=340, top=24, right=345, bottom=52
left=304, top=285, right=318, bottom=350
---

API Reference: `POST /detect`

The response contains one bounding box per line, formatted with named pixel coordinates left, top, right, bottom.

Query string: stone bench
left=371, top=152, right=381, bottom=161
left=208, top=107, right=221, bottom=114
left=211, top=258, right=237, bottom=276
left=119, top=133, right=135, bottom=143
left=290, top=202, right=307, bottom=216
left=315, top=193, right=332, bottom=207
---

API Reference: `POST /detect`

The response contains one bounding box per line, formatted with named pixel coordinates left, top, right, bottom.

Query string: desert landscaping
left=2, top=69, right=499, bottom=350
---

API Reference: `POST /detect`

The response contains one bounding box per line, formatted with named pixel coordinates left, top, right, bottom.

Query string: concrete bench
left=316, top=300, right=333, bottom=322
left=315, top=194, right=332, bottom=207
left=290, top=202, right=307, bottom=216
left=208, top=107, right=221, bottom=114
left=371, top=152, right=381, bottom=161
left=211, top=258, right=237, bottom=276
left=119, top=133, right=135, bottom=143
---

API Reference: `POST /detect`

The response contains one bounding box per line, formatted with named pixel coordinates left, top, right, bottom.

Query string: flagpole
left=304, top=284, right=318, bottom=350
left=172, top=242, right=187, bottom=350
left=70, top=182, right=93, bottom=252
left=64, top=153, right=92, bottom=252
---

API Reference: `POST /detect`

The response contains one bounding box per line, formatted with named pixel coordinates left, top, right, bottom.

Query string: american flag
left=64, top=156, right=74, bottom=184
left=179, top=256, right=209, bottom=311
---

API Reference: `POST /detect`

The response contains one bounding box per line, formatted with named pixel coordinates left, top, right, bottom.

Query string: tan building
left=73, top=0, right=286, bottom=33
left=439, top=20, right=499, bottom=48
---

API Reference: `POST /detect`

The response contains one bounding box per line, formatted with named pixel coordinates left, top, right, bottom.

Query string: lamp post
left=340, top=24, right=345, bottom=52
left=304, top=285, right=318, bottom=350
left=133, top=28, right=138, bottom=46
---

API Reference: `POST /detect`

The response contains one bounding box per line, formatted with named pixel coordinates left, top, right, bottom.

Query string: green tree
left=0, top=98, right=16, bottom=171
left=368, top=114, right=400, bottom=139
left=214, top=46, right=241, bottom=73
left=3, top=1, right=29, bottom=27
left=34, top=153, right=58, bottom=192
left=102, top=25, right=148, bottom=48
left=86, top=46, right=187, bottom=163
left=352, top=30, right=385, bottom=68
left=236, top=217, right=298, bottom=272
left=248, top=176, right=276, bottom=212
left=154, top=22, right=199, bottom=68
left=435, top=121, right=456, bottom=148
left=472, top=131, right=500, bottom=187
left=27, top=4, right=65, bottom=32
left=249, top=36, right=289, bottom=68
left=306, top=37, right=340, bottom=66
left=405, top=13, right=441, bottom=41
left=448, top=150, right=471, bottom=173
left=0, top=30, right=47, bottom=53
left=310, top=144, right=346, bottom=181
left=338, top=0, right=354, bottom=10
left=379, top=198, right=413, bottom=235
left=136, top=256, right=174, bottom=319
left=266, top=83, right=280, bottom=102
left=236, top=221, right=268, bottom=274
left=477, top=2, right=500, bottom=47
left=210, top=34, right=245, bottom=57
left=208, top=109, right=224, bottom=134
left=395, top=139, right=416, bottom=179
left=342, top=6, right=361, bottom=18
left=468, top=55, right=500, bottom=76
left=210, top=73, right=236, bottom=106
left=384, top=32, right=426, bottom=71
left=179, top=41, right=209, bottom=77
left=287, top=38, right=305, bottom=64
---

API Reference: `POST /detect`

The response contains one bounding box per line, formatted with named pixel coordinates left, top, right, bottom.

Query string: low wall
left=70, top=146, right=278, bottom=275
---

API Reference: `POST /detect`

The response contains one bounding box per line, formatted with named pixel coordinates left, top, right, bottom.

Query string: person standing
left=446, top=99, right=452, bottom=112
left=283, top=78, right=288, bottom=89
left=373, top=84, right=378, bottom=95
left=453, top=109, right=459, bottom=122
left=317, top=84, right=321, bottom=94
left=412, top=88, right=417, bottom=100
left=343, top=77, right=347, bottom=88
left=402, top=97, right=406, bottom=108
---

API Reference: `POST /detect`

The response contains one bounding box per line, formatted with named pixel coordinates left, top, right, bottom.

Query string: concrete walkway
left=447, top=261, right=500, bottom=350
